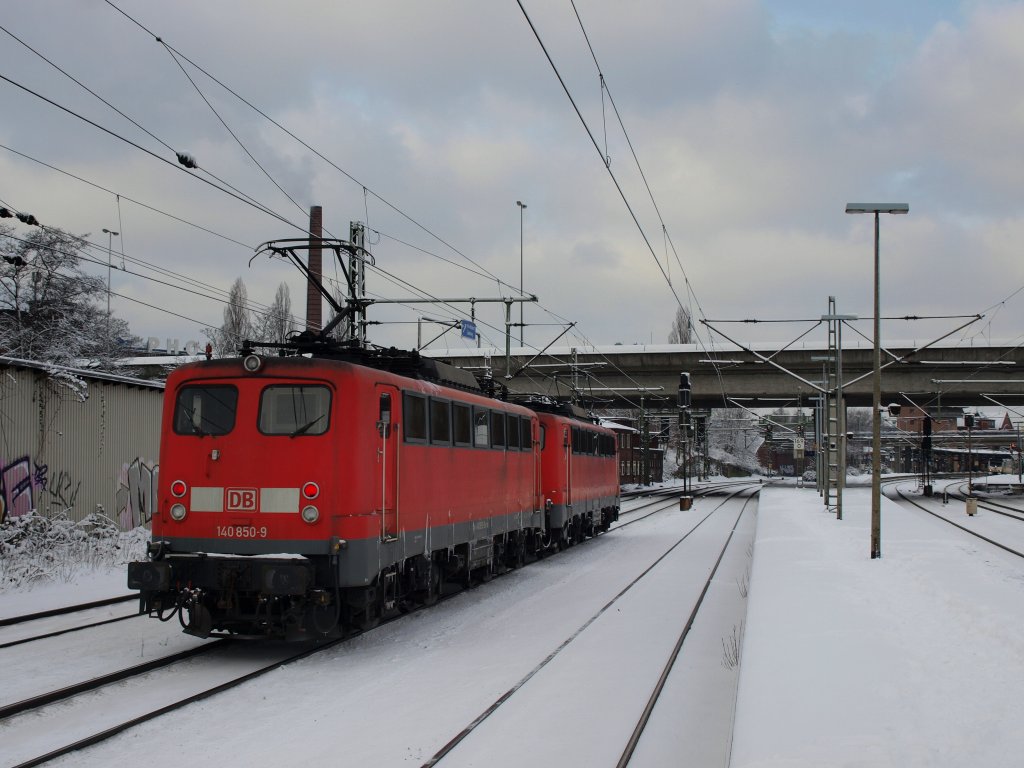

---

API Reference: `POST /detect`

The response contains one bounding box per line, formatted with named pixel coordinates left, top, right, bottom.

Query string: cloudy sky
left=2, top=1, right=1022, bottom=356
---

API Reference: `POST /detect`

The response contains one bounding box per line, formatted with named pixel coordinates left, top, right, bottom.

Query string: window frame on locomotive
left=401, top=390, right=534, bottom=454
left=172, top=384, right=239, bottom=436
left=257, top=383, right=332, bottom=437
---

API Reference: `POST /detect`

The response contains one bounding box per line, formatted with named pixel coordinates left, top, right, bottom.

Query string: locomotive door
left=375, top=385, right=400, bottom=541
left=564, top=426, right=572, bottom=507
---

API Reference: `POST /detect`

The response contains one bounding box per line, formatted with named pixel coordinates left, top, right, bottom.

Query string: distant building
left=603, top=418, right=664, bottom=485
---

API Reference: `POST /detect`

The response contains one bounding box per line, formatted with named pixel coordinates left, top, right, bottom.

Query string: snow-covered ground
left=732, top=478, right=1024, bottom=767
left=2, top=478, right=1022, bottom=767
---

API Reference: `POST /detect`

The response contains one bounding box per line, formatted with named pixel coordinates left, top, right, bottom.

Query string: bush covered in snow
left=0, top=511, right=149, bottom=591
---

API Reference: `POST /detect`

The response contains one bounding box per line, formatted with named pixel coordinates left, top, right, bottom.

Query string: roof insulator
left=0, top=207, right=12, bottom=218
left=176, top=152, right=199, bottom=169
left=15, top=212, right=40, bottom=226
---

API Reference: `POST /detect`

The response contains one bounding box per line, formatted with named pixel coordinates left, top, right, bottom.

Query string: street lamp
left=102, top=228, right=119, bottom=319
left=845, top=202, right=908, bottom=559
left=516, top=200, right=527, bottom=347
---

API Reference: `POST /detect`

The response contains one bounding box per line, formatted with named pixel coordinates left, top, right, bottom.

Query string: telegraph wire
left=0, top=73, right=304, bottom=233
left=0, top=142, right=253, bottom=250
left=514, top=2, right=683, bottom=312
left=158, top=41, right=311, bottom=223
left=0, top=19, right=312, bottom=232
left=518, top=1, right=732, bottom=405
left=101, top=0, right=506, bottom=288
left=9, top=5, right=703, bottom=405
left=1, top=229, right=305, bottom=330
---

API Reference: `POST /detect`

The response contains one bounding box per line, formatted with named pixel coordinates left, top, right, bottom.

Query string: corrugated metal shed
left=0, top=356, right=164, bottom=529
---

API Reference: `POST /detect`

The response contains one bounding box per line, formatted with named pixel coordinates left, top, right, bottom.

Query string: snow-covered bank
left=731, top=483, right=1024, bottom=767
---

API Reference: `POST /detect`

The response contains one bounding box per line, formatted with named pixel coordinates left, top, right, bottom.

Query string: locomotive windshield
left=173, top=385, right=239, bottom=436
left=259, top=385, right=331, bottom=436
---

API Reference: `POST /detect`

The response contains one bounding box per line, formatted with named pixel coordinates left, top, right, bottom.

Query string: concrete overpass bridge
left=429, top=340, right=1024, bottom=413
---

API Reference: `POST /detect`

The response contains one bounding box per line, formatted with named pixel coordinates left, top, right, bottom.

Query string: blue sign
left=460, top=320, right=477, bottom=340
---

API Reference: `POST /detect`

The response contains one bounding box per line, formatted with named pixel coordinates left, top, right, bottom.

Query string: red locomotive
left=128, top=345, right=619, bottom=639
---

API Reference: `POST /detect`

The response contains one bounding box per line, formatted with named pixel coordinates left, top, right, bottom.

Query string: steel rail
left=419, top=486, right=757, bottom=767
left=0, top=640, right=230, bottom=721
left=0, top=594, right=137, bottom=627
left=616, top=490, right=756, bottom=767
left=0, top=611, right=139, bottom=650
left=894, top=488, right=1024, bottom=559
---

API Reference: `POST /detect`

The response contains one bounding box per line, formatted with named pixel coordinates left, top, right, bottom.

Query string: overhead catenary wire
left=40, top=1, right=669, bottom=404
left=6, top=6, right=716, bottom=406
left=520, top=1, right=732, bottom=406
left=0, top=73, right=305, bottom=234
left=101, top=0, right=507, bottom=290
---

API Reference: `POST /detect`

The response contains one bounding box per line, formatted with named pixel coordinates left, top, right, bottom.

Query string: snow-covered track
left=419, top=486, right=758, bottom=767
left=615, top=480, right=762, bottom=529
left=894, top=488, right=1024, bottom=559
left=0, top=593, right=136, bottom=627
left=0, top=640, right=229, bottom=721
left=615, top=490, right=757, bottom=767
left=944, top=483, right=1024, bottom=522
left=0, top=601, right=140, bottom=650
left=2, top=638, right=332, bottom=768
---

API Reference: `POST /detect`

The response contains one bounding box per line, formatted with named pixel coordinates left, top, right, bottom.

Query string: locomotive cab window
left=173, top=385, right=238, bottom=436
left=258, top=385, right=331, bottom=436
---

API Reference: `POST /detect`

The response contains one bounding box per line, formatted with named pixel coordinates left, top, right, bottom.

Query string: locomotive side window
left=258, top=385, right=331, bottom=436
left=507, top=414, right=520, bottom=450
left=520, top=417, right=532, bottom=450
left=490, top=411, right=506, bottom=449
left=173, top=385, right=238, bottom=436
left=430, top=399, right=452, bottom=445
left=473, top=407, right=489, bottom=447
left=403, top=392, right=428, bottom=443
left=453, top=403, right=472, bottom=447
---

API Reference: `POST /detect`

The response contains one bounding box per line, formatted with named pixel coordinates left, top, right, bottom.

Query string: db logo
left=226, top=488, right=257, bottom=511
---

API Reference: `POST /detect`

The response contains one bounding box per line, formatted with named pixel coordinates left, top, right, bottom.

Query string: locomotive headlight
left=170, top=480, right=187, bottom=498
left=242, top=354, right=263, bottom=373
left=169, top=503, right=187, bottom=521
left=302, top=481, right=320, bottom=500
left=301, top=505, right=320, bottom=524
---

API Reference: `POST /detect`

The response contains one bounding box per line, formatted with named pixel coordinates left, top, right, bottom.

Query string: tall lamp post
left=102, top=228, right=119, bottom=319
left=845, top=203, right=909, bottom=559
left=516, top=200, right=527, bottom=347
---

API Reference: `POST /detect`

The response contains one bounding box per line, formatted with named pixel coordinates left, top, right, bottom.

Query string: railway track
left=890, top=483, right=1024, bottom=560
left=944, top=482, right=1024, bottom=522
left=420, top=486, right=758, bottom=767
left=4, top=483, right=762, bottom=766
left=0, top=596, right=141, bottom=649
left=2, top=637, right=330, bottom=768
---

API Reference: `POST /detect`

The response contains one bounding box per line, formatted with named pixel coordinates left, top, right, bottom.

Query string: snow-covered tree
left=0, top=224, right=138, bottom=369
left=668, top=305, right=693, bottom=344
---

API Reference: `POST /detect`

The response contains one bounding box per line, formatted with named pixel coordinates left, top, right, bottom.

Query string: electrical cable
left=0, top=72, right=303, bottom=233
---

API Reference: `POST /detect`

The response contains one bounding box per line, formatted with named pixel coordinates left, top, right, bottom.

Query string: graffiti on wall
left=117, top=458, right=159, bottom=529
left=0, top=456, right=48, bottom=523
left=0, top=454, right=159, bottom=529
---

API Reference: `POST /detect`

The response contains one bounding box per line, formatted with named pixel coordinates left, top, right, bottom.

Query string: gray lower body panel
left=160, top=507, right=548, bottom=587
